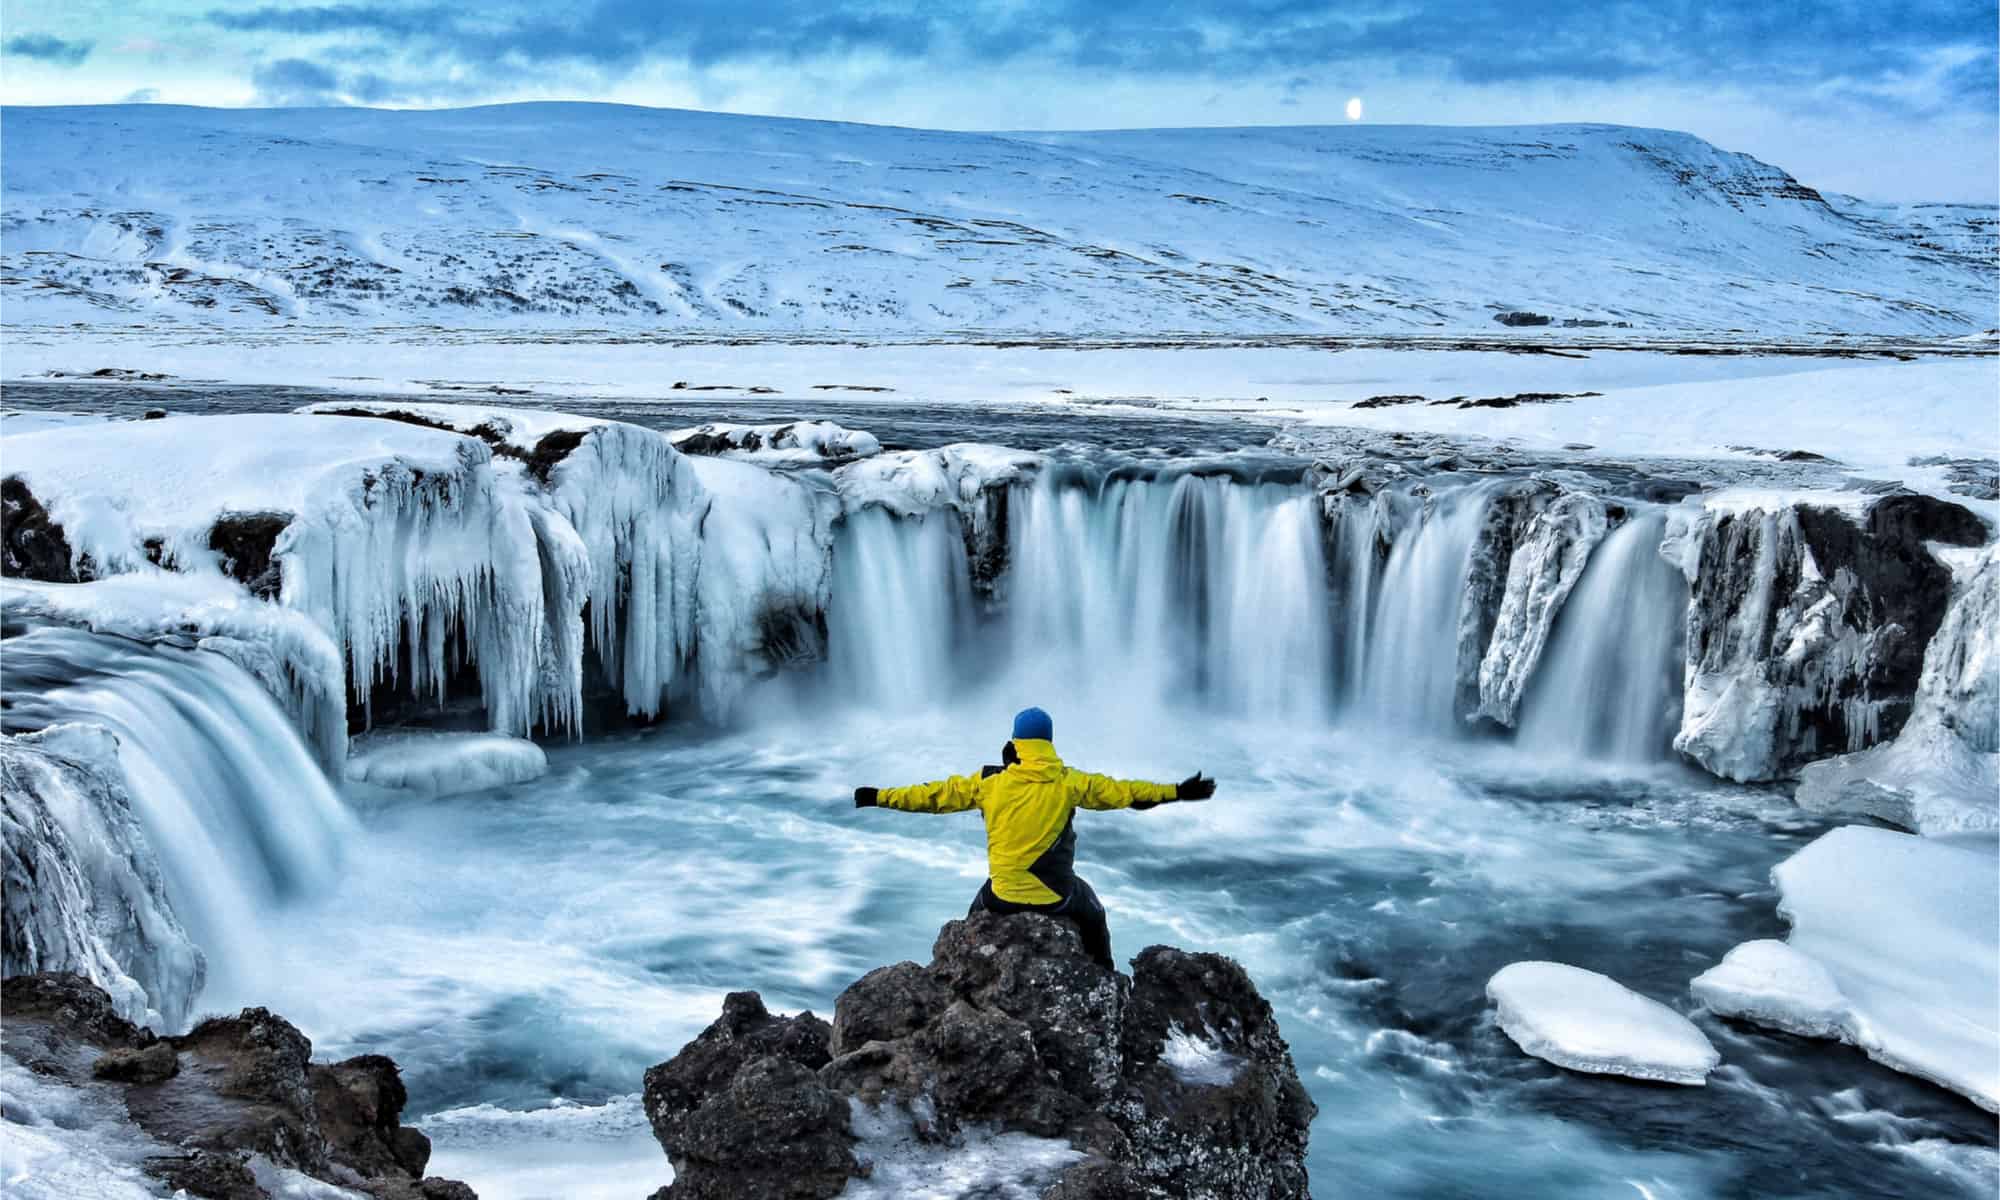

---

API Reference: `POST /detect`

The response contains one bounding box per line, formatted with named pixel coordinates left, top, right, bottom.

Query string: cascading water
left=2, top=625, right=353, bottom=1016
left=823, top=467, right=1337, bottom=722
left=1343, top=482, right=1501, bottom=730
left=1516, top=511, right=1689, bottom=762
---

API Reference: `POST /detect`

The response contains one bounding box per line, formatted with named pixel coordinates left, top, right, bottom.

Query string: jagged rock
left=644, top=914, right=1314, bottom=1198
left=1669, top=492, right=1989, bottom=780
left=1115, top=947, right=1318, bottom=1199
left=651, top=1056, right=858, bottom=1200
left=830, top=961, right=951, bottom=1055
left=1, top=475, right=82, bottom=582
left=0, top=973, right=475, bottom=1200
left=312, top=1053, right=434, bottom=1179
left=641, top=989, right=834, bottom=1161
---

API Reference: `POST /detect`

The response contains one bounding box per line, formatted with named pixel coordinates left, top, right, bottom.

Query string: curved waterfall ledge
left=4, top=400, right=1995, bottom=1033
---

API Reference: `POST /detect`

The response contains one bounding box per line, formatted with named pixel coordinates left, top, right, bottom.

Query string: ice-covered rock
left=1691, top=826, right=1998, bottom=1112
left=1486, top=961, right=1720, bottom=1085
left=5, top=414, right=557, bottom=738
left=1665, top=491, right=1989, bottom=781
left=1471, top=487, right=1611, bottom=726
left=343, top=732, right=548, bottom=798
left=1794, top=542, right=2000, bottom=833
left=643, top=914, right=1314, bottom=1200
left=670, top=421, right=881, bottom=466
left=1, top=725, right=204, bottom=1030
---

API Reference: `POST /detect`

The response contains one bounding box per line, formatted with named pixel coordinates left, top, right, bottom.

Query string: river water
left=5, top=383, right=1994, bottom=1199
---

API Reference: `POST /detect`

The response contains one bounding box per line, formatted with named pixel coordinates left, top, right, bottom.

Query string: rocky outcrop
left=1667, top=492, right=1988, bottom=781
left=643, top=914, right=1315, bottom=1199
left=0, top=972, right=475, bottom=1200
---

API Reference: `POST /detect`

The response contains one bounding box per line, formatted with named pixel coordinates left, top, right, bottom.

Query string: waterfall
left=1346, top=482, right=1499, bottom=730
left=1516, top=512, right=1688, bottom=761
left=825, top=506, right=979, bottom=709
left=824, top=469, right=1334, bottom=722
left=2, top=625, right=354, bottom=1011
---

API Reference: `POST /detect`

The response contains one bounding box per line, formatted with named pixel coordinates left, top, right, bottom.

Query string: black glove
left=1175, top=772, right=1216, bottom=802
left=854, top=787, right=879, bottom=808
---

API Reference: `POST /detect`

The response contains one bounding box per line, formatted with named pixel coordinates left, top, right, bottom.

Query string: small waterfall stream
left=2, top=625, right=353, bottom=1011
left=1517, top=512, right=1689, bottom=761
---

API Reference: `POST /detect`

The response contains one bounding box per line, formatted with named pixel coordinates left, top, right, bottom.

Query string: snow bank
left=671, top=421, right=882, bottom=465
left=1692, top=826, right=1998, bottom=1112
left=1794, top=542, right=2000, bottom=834
left=0, top=725, right=204, bottom=1030
left=343, top=731, right=548, bottom=798
left=1487, top=961, right=1720, bottom=1085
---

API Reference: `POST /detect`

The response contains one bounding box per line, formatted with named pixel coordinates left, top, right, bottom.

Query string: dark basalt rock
left=208, top=512, right=291, bottom=599
left=641, top=990, right=834, bottom=1161
left=1, top=476, right=82, bottom=583
left=0, top=973, right=475, bottom=1200
left=645, top=914, right=1315, bottom=1199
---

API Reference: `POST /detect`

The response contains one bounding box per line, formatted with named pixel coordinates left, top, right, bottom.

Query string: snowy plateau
left=0, top=103, right=1994, bottom=335
left=2, top=101, right=1998, bottom=1200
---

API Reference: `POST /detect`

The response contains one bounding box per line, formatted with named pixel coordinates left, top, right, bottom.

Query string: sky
left=3, top=1, right=1995, bottom=202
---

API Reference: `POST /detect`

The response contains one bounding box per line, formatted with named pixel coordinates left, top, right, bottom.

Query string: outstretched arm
left=855, top=772, right=984, bottom=814
left=1065, top=770, right=1181, bottom=812
left=1067, top=770, right=1216, bottom=812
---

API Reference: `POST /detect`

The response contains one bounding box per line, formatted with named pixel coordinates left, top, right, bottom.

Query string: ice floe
left=1487, top=961, right=1720, bottom=1085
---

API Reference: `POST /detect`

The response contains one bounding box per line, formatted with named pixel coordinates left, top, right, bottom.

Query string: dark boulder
left=641, top=989, right=833, bottom=1158
left=0, top=973, right=476, bottom=1200
left=650, top=1056, right=857, bottom=1200
left=0, top=476, right=82, bottom=583
left=643, top=915, right=1315, bottom=1198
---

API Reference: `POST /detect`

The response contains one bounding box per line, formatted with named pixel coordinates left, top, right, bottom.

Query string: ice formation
left=1691, top=826, right=1998, bottom=1112
left=1793, top=542, right=2000, bottom=834
left=1663, top=491, right=1988, bottom=781
left=1486, top=961, right=1720, bottom=1085
left=343, top=731, right=549, bottom=798
left=0, top=725, right=203, bottom=1030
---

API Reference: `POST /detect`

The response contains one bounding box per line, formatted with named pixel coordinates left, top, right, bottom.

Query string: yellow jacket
left=876, top=738, right=1177, bottom=905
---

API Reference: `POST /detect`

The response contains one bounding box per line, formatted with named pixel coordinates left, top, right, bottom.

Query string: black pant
left=968, top=877, right=1114, bottom=971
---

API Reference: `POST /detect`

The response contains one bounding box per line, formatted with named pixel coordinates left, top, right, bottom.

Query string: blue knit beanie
left=1011, top=706, right=1053, bottom=742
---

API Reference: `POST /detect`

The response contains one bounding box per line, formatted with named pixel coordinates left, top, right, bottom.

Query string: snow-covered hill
left=1, top=103, right=1992, bottom=337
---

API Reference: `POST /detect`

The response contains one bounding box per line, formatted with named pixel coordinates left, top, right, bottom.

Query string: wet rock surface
left=643, top=913, right=1316, bottom=1199
left=0, top=972, right=476, bottom=1200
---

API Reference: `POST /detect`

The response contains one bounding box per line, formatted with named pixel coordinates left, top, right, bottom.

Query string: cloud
left=252, top=57, right=343, bottom=104
left=121, top=87, right=163, bottom=103
left=4, top=34, right=94, bottom=67
left=193, top=0, right=1998, bottom=119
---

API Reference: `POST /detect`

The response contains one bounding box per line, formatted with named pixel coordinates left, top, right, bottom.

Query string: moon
left=1345, top=96, right=1364, bottom=121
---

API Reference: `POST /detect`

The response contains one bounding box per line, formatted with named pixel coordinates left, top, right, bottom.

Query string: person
left=852, top=706, right=1215, bottom=971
